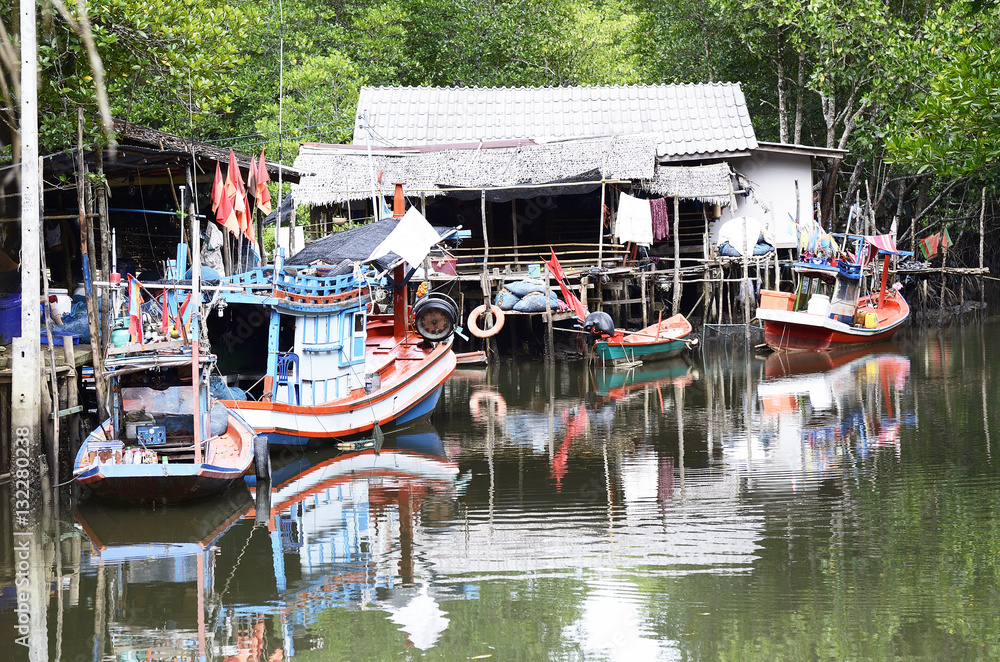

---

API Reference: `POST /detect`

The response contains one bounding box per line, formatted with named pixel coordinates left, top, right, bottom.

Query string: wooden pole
left=544, top=267, right=554, bottom=364
left=640, top=273, right=648, bottom=328
left=597, top=180, right=606, bottom=266
left=980, top=187, right=986, bottom=320
left=511, top=200, right=519, bottom=265
left=97, top=149, right=112, bottom=353
left=938, top=231, right=948, bottom=327
left=78, top=109, right=107, bottom=417
left=672, top=196, right=681, bottom=314
left=188, top=181, right=202, bottom=464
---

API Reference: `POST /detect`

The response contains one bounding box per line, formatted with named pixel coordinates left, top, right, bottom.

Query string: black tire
left=253, top=435, right=271, bottom=482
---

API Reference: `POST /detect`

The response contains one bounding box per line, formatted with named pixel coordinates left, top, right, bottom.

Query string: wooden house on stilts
left=288, top=84, right=846, bottom=358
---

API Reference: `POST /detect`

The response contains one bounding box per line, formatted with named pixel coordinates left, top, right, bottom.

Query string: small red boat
left=756, top=235, right=911, bottom=352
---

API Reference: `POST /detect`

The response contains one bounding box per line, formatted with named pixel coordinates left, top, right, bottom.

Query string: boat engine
left=582, top=311, right=615, bottom=340
left=411, top=293, right=459, bottom=343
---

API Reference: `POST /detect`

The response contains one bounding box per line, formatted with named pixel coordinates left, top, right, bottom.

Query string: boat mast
left=188, top=186, right=203, bottom=463
left=877, top=253, right=891, bottom=309
left=392, top=183, right=408, bottom=339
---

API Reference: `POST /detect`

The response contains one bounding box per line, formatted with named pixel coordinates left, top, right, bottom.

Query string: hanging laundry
left=614, top=193, right=653, bottom=246
left=650, top=197, right=670, bottom=242
left=919, top=229, right=952, bottom=259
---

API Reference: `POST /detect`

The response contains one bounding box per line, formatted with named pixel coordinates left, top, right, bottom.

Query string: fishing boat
left=74, top=216, right=268, bottom=505
left=756, top=234, right=912, bottom=352
left=585, top=311, right=696, bottom=365
left=214, top=202, right=459, bottom=446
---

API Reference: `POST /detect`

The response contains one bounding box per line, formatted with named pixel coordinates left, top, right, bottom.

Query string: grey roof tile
left=354, top=83, right=757, bottom=157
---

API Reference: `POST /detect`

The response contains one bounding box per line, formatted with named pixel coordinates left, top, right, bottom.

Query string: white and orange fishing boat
left=756, top=234, right=912, bottom=352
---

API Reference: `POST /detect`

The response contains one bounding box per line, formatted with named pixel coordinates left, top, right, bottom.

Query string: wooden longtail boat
left=590, top=313, right=696, bottom=365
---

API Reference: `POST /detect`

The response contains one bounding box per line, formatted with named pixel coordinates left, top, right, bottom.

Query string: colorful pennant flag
left=211, top=162, right=224, bottom=215
left=246, top=154, right=258, bottom=201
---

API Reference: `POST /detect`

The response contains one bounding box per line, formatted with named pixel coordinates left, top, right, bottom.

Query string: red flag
left=256, top=147, right=272, bottom=215
left=127, top=275, right=144, bottom=346
left=216, top=181, right=239, bottom=236
left=545, top=248, right=588, bottom=321
left=224, top=149, right=241, bottom=200
left=211, top=162, right=224, bottom=214
left=246, top=154, right=257, bottom=200
left=161, top=289, right=170, bottom=335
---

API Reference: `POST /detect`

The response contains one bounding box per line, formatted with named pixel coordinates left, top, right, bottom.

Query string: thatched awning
left=292, top=135, right=657, bottom=205
left=639, top=163, right=736, bottom=207
left=292, top=137, right=743, bottom=207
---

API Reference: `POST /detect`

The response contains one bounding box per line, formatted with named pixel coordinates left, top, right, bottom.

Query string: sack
left=505, top=280, right=547, bottom=297
left=494, top=289, right=521, bottom=311
left=512, top=291, right=563, bottom=313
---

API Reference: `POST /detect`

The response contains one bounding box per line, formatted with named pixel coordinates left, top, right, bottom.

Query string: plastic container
left=760, top=290, right=795, bottom=311
left=807, top=293, right=832, bottom=317
left=864, top=312, right=878, bottom=329
left=0, top=293, right=21, bottom=344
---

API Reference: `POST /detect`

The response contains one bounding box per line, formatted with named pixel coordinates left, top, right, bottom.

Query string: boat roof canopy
left=831, top=233, right=914, bottom=257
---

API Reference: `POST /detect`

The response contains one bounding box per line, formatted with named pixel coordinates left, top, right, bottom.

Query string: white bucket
left=807, top=293, right=831, bottom=317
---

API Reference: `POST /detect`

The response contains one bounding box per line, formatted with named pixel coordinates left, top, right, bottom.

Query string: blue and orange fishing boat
left=214, top=200, right=460, bottom=445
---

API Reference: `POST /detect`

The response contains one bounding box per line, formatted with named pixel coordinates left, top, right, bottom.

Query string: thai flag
left=128, top=274, right=143, bottom=346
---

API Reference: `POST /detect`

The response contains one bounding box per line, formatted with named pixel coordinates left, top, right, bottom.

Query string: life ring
left=469, top=389, right=507, bottom=423
left=467, top=304, right=505, bottom=338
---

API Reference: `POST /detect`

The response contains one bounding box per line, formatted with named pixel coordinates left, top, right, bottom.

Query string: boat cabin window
left=351, top=312, right=365, bottom=359
left=831, top=278, right=860, bottom=305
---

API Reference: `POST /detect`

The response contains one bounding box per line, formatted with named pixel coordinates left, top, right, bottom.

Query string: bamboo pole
left=672, top=196, right=681, bottom=314
left=980, top=187, right=986, bottom=320
left=78, top=109, right=107, bottom=416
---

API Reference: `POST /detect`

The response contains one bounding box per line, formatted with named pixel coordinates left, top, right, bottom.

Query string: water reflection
left=13, top=327, right=1000, bottom=660
left=74, top=490, right=256, bottom=661
left=248, top=424, right=469, bottom=653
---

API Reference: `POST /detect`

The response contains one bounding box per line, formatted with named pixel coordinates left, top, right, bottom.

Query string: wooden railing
left=448, top=242, right=629, bottom=275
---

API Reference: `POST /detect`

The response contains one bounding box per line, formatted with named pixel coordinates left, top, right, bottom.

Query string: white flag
left=367, top=207, right=442, bottom=268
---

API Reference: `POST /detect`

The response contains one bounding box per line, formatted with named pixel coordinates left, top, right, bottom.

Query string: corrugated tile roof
left=354, top=84, right=758, bottom=158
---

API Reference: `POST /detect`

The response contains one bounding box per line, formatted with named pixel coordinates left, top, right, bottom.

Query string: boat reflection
left=757, top=343, right=912, bottom=465
left=245, top=423, right=473, bottom=654
left=74, top=489, right=259, bottom=661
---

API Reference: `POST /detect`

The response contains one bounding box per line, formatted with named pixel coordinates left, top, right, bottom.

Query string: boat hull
left=222, top=339, right=456, bottom=445
left=758, top=294, right=909, bottom=352
left=595, top=338, right=689, bottom=364
left=74, top=410, right=257, bottom=505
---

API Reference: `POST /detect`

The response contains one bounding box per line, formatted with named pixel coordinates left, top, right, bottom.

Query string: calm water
left=4, top=323, right=1000, bottom=661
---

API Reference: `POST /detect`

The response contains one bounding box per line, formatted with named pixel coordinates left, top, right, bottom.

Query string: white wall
left=709, top=151, right=816, bottom=250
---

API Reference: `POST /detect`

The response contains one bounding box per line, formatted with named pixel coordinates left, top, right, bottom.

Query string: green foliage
left=883, top=5, right=1000, bottom=178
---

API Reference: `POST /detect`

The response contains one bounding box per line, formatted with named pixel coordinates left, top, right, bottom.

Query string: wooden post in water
left=544, top=267, right=554, bottom=364
left=980, top=187, right=986, bottom=320
left=672, top=196, right=681, bottom=315
left=938, top=231, right=948, bottom=327
left=640, top=273, right=648, bottom=328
